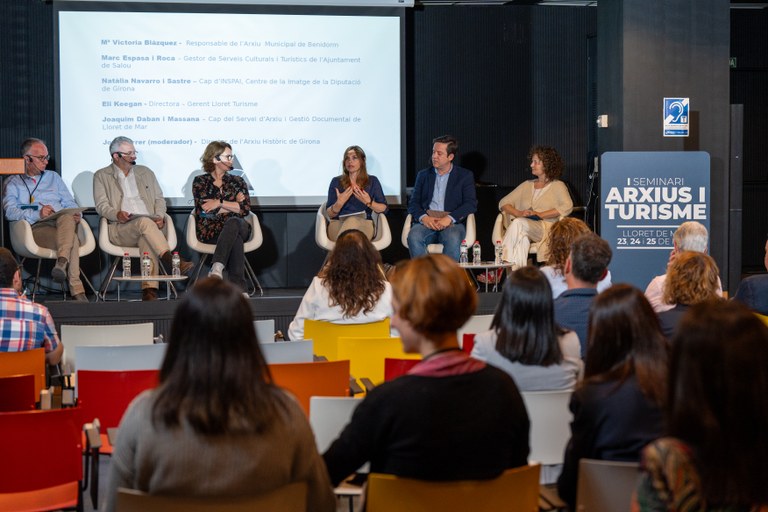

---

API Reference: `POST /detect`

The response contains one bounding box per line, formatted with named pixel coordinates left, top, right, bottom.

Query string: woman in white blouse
left=288, top=229, right=391, bottom=340
left=472, top=266, right=582, bottom=391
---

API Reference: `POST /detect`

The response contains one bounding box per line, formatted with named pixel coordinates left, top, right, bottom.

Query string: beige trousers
left=32, top=214, right=84, bottom=295
left=327, top=217, right=375, bottom=241
left=109, top=217, right=170, bottom=289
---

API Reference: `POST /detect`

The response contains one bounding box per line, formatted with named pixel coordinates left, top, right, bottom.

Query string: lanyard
left=22, top=172, right=44, bottom=204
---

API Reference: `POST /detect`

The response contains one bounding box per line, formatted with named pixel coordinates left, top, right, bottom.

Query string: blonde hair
left=663, top=251, right=720, bottom=305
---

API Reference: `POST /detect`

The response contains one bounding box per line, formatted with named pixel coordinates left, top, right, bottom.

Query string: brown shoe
left=142, top=288, right=158, bottom=301
left=160, top=251, right=194, bottom=276
left=179, top=260, right=194, bottom=276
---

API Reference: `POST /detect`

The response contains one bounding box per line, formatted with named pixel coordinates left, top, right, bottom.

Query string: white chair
left=9, top=219, right=98, bottom=301
left=185, top=211, right=263, bottom=296
left=401, top=213, right=476, bottom=254
left=259, top=340, right=314, bottom=364
left=456, top=314, right=494, bottom=347
left=492, top=213, right=546, bottom=261
left=253, top=319, right=276, bottom=343
left=309, top=396, right=363, bottom=453
left=520, top=390, right=573, bottom=466
left=60, top=322, right=155, bottom=372
left=75, top=344, right=167, bottom=372
left=315, top=201, right=392, bottom=252
left=97, top=214, right=178, bottom=300
left=575, top=459, right=641, bottom=512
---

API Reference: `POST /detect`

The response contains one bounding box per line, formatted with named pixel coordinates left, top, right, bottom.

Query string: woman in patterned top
left=633, top=300, right=768, bottom=512
left=193, top=141, right=251, bottom=291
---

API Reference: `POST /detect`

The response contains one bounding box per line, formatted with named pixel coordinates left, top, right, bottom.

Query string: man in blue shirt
left=406, top=135, right=477, bottom=261
left=3, top=138, right=88, bottom=302
left=554, top=233, right=612, bottom=356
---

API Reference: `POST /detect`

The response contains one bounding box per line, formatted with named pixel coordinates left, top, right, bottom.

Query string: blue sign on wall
left=663, top=97, right=690, bottom=137
left=600, top=151, right=710, bottom=290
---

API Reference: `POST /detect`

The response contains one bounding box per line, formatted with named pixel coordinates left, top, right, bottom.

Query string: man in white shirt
left=93, top=136, right=192, bottom=301
left=644, top=221, right=722, bottom=312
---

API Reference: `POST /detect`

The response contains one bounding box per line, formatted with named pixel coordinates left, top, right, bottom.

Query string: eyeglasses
left=26, top=154, right=50, bottom=162
left=218, top=154, right=235, bottom=161
left=118, top=151, right=138, bottom=157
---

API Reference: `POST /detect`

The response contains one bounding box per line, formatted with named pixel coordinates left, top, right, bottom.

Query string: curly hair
left=662, top=251, right=720, bottom=305
left=200, top=140, right=232, bottom=174
left=319, top=229, right=386, bottom=317
left=339, top=145, right=369, bottom=190
left=544, top=218, right=592, bottom=274
left=528, top=145, right=564, bottom=181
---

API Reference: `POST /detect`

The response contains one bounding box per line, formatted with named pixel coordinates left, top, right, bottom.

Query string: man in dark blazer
left=733, top=238, right=768, bottom=316
left=406, top=135, right=477, bottom=261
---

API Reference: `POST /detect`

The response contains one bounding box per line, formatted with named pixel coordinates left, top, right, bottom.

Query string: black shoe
left=52, top=258, right=68, bottom=283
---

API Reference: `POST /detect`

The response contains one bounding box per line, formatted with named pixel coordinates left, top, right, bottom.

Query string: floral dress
left=192, top=172, right=250, bottom=243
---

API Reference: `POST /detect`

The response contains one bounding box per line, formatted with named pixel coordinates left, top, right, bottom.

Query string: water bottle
left=122, top=252, right=131, bottom=278
left=171, top=251, right=181, bottom=278
left=472, top=241, right=482, bottom=265
left=459, top=240, right=468, bottom=264
left=141, top=252, right=151, bottom=278
left=494, top=240, right=503, bottom=265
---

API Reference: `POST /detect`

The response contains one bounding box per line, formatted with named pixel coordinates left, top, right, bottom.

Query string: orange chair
left=0, top=408, right=83, bottom=511
left=0, top=348, right=45, bottom=403
left=384, top=358, right=420, bottom=381
left=269, top=360, right=350, bottom=416
left=77, top=369, right=160, bottom=507
left=0, top=374, right=36, bottom=411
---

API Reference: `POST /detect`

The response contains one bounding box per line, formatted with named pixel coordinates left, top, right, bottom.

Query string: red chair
left=384, top=358, right=420, bottom=381
left=77, top=369, right=160, bottom=507
left=462, top=333, right=476, bottom=355
left=0, top=374, right=36, bottom=411
left=269, top=360, right=350, bottom=416
left=0, top=408, right=83, bottom=511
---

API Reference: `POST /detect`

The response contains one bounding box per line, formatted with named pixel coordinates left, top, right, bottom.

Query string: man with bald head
left=3, top=138, right=88, bottom=302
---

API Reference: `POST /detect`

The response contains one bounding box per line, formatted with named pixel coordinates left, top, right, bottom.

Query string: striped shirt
left=0, top=288, right=60, bottom=354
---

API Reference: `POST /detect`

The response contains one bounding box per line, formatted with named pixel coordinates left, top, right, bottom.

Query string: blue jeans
left=407, top=222, right=466, bottom=262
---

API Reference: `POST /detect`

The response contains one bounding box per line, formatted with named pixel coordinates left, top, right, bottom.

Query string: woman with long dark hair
left=288, top=229, right=391, bottom=340
left=471, top=266, right=581, bottom=391
left=105, top=279, right=335, bottom=512
left=557, top=284, right=668, bottom=509
left=634, top=300, right=768, bottom=511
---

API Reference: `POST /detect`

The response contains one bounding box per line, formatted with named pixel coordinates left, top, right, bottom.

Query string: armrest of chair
left=359, top=378, right=376, bottom=393
left=349, top=377, right=364, bottom=396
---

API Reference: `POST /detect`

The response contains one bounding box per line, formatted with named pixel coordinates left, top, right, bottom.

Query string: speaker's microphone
left=118, top=153, right=136, bottom=166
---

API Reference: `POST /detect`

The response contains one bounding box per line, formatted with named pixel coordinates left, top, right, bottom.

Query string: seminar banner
left=600, top=151, right=710, bottom=290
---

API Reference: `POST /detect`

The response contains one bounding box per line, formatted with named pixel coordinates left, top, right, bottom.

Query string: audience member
left=325, top=145, right=387, bottom=241
left=634, top=301, right=768, bottom=510
left=406, top=135, right=477, bottom=261
left=0, top=248, right=63, bottom=365
left=656, top=251, right=721, bottom=339
left=553, top=233, right=612, bottom=356
left=539, top=218, right=611, bottom=298
left=323, top=254, right=529, bottom=486
left=105, top=278, right=335, bottom=512
left=93, top=136, right=193, bottom=301
left=733, top=238, right=768, bottom=316
left=471, top=266, right=582, bottom=391
left=288, top=229, right=391, bottom=340
left=557, top=285, right=667, bottom=509
left=498, top=145, right=573, bottom=270
left=644, top=221, right=722, bottom=313
left=3, top=138, right=88, bottom=302
left=193, top=141, right=251, bottom=291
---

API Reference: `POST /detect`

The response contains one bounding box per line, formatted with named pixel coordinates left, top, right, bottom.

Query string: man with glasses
left=2, top=138, right=89, bottom=302
left=93, top=136, right=193, bottom=301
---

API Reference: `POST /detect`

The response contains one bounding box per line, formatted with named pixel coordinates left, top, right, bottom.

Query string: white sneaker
left=208, top=268, right=223, bottom=279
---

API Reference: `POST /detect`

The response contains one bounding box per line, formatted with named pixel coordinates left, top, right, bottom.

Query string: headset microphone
left=27, top=156, right=33, bottom=162
left=215, top=156, right=221, bottom=162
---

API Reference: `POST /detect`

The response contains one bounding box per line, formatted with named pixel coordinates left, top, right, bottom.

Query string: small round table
left=459, top=261, right=514, bottom=293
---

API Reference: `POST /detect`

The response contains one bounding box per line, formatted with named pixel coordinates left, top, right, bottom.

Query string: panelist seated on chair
left=0, top=248, right=63, bottom=365
left=322, top=255, right=529, bottom=486
left=325, top=145, right=387, bottom=241
left=93, top=136, right=193, bottom=301
left=406, top=135, right=477, bottom=262
left=288, top=229, right=392, bottom=341
left=2, top=138, right=88, bottom=302
left=193, top=141, right=251, bottom=291
left=104, top=278, right=335, bottom=512
left=498, top=145, right=573, bottom=270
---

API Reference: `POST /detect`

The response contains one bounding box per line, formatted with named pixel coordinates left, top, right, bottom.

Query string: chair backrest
left=61, top=322, right=155, bottom=370
left=0, top=374, right=36, bottom=411
left=309, top=396, right=363, bottom=453
left=304, top=319, right=391, bottom=360
left=9, top=218, right=95, bottom=260
left=0, top=348, right=45, bottom=401
left=243, top=212, right=264, bottom=252
left=77, top=369, right=160, bottom=428
left=99, top=214, right=177, bottom=257
left=401, top=213, right=476, bottom=252
left=383, top=358, right=420, bottom=381
left=0, top=408, right=83, bottom=498
left=187, top=212, right=263, bottom=255
left=461, top=333, right=476, bottom=355
left=314, top=202, right=335, bottom=251
left=457, top=314, right=494, bottom=343
left=520, top=390, right=573, bottom=465
left=253, top=319, right=276, bottom=343
left=115, top=481, right=307, bottom=512
left=366, top=463, right=540, bottom=512
left=336, top=337, right=419, bottom=386
left=268, top=360, right=350, bottom=416
left=259, top=341, right=314, bottom=364
left=575, top=459, right=640, bottom=512
left=75, top=344, right=167, bottom=371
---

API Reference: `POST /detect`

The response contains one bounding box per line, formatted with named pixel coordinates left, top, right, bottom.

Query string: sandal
left=476, top=268, right=505, bottom=284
